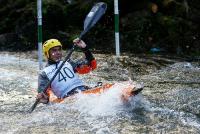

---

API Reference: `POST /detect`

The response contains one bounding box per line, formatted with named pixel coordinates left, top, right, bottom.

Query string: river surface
left=0, top=51, right=199, bottom=134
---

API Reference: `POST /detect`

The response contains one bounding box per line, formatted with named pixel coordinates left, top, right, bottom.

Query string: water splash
left=72, top=81, right=145, bottom=117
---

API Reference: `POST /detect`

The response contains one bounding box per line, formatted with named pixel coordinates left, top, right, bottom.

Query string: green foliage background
left=0, top=0, right=199, bottom=55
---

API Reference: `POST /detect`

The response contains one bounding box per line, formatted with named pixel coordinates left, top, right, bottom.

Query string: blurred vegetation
left=0, top=0, right=199, bottom=55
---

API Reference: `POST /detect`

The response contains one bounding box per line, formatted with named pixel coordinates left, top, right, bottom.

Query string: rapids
left=0, top=51, right=199, bottom=133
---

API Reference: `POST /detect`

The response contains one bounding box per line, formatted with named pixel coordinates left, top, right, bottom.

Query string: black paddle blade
left=28, top=99, right=40, bottom=113
left=84, top=2, right=107, bottom=30
left=80, top=2, right=107, bottom=38
left=132, top=87, right=144, bottom=96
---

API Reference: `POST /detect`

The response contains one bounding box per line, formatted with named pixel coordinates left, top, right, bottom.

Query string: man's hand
left=73, top=38, right=86, bottom=48
left=37, top=92, right=49, bottom=104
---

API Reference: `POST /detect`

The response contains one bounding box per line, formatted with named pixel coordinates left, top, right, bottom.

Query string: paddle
left=132, top=87, right=143, bottom=96
left=29, top=2, right=107, bottom=113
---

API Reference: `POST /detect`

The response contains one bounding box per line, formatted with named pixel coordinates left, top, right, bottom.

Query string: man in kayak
left=37, top=38, right=97, bottom=104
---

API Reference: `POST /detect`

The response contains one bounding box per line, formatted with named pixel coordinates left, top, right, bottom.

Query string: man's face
left=49, top=46, right=62, bottom=62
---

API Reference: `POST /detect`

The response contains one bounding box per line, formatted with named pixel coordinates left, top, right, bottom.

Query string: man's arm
left=70, top=38, right=97, bottom=74
left=38, top=71, right=49, bottom=93
left=37, top=71, right=50, bottom=104
left=77, top=46, right=97, bottom=73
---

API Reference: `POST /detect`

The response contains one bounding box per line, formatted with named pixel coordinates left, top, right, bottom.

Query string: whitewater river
left=0, top=52, right=199, bottom=134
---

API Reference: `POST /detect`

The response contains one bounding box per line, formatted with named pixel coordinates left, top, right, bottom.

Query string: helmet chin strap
left=50, top=52, right=61, bottom=62
left=48, top=53, right=61, bottom=64
left=55, top=58, right=61, bottom=62
left=48, top=58, right=61, bottom=65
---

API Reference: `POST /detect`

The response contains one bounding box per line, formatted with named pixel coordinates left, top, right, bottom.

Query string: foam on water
left=0, top=68, right=18, bottom=79
left=0, top=54, right=38, bottom=67
left=149, top=105, right=200, bottom=130
left=72, top=81, right=145, bottom=117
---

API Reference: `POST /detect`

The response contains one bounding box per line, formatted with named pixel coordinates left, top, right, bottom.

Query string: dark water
left=0, top=53, right=199, bottom=133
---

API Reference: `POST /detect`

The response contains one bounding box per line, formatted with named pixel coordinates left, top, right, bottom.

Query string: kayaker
left=37, top=38, right=97, bottom=104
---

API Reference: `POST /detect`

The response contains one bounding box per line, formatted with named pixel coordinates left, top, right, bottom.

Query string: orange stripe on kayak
left=50, top=83, right=114, bottom=103
left=82, top=83, right=114, bottom=94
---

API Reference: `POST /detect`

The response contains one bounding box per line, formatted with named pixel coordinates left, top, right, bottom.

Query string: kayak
left=49, top=81, right=143, bottom=103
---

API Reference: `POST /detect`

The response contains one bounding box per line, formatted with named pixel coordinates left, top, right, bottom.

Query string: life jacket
left=43, top=61, right=84, bottom=98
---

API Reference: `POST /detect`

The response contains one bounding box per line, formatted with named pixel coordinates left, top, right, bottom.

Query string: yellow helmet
left=43, top=39, right=62, bottom=58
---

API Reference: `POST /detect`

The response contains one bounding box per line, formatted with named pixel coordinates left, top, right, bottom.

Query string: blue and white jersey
left=43, top=61, right=84, bottom=98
